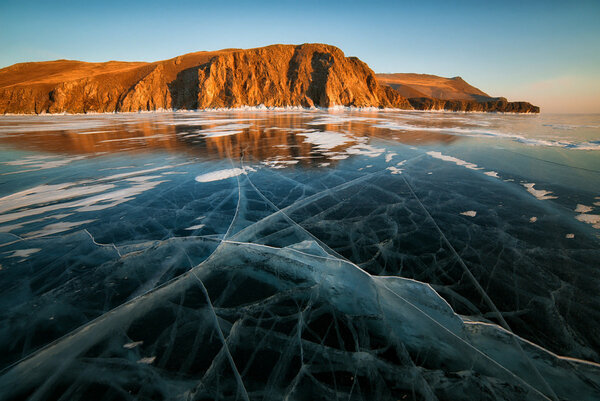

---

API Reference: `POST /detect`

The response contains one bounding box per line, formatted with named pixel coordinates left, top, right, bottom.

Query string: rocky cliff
left=0, top=43, right=538, bottom=114
left=0, top=44, right=410, bottom=114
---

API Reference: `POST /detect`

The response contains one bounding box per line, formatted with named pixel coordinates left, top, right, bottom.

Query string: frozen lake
left=0, top=109, right=599, bottom=400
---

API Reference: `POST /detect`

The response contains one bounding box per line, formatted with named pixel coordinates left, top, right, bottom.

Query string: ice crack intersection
left=400, top=174, right=559, bottom=401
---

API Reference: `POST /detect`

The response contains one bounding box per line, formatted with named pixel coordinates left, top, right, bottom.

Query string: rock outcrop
left=0, top=43, right=538, bottom=114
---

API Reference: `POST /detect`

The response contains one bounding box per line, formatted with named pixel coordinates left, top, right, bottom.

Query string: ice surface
left=0, top=110, right=599, bottom=400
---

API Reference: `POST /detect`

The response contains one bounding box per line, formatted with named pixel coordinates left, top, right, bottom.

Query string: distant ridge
left=376, top=73, right=493, bottom=101
left=0, top=44, right=539, bottom=114
left=377, top=72, right=539, bottom=113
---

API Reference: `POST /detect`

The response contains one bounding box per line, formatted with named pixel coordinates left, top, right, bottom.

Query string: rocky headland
left=0, top=44, right=539, bottom=114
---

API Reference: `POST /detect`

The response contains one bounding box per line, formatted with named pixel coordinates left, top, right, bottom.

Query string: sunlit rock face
left=0, top=44, right=411, bottom=114
left=0, top=44, right=538, bottom=114
left=0, top=110, right=599, bottom=400
left=194, top=44, right=410, bottom=109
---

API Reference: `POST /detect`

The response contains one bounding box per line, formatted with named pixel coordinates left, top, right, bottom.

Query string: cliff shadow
left=286, top=47, right=302, bottom=96
left=167, top=66, right=202, bottom=110
left=308, top=52, right=334, bottom=107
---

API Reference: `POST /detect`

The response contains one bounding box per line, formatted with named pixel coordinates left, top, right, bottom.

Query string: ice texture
left=0, top=110, right=600, bottom=400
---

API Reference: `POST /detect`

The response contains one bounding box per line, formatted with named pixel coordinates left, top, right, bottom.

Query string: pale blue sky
left=1, top=0, right=599, bottom=112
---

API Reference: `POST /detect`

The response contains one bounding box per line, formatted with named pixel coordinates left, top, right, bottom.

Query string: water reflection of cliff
left=0, top=112, right=459, bottom=164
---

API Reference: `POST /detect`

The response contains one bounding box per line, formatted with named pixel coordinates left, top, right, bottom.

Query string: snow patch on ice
left=0, top=172, right=168, bottom=225
left=345, top=144, right=385, bottom=158
left=195, top=168, right=249, bottom=182
left=185, top=224, right=205, bottom=231
left=261, top=159, right=299, bottom=169
left=2, top=155, right=87, bottom=175
left=575, top=204, right=594, bottom=213
left=426, top=151, right=482, bottom=170
left=575, top=214, right=600, bottom=229
left=297, top=130, right=353, bottom=150
left=460, top=210, right=477, bottom=217
left=24, top=220, right=96, bottom=239
left=522, top=183, right=558, bottom=200
left=123, top=341, right=143, bottom=349
left=7, top=248, right=42, bottom=259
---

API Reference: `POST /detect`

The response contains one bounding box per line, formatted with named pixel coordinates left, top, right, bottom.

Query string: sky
left=1, top=0, right=599, bottom=113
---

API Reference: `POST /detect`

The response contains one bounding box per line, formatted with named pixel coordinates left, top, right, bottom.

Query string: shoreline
left=0, top=105, right=544, bottom=117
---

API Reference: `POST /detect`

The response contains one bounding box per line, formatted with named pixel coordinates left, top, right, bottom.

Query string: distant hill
left=376, top=73, right=540, bottom=113
left=376, top=73, right=496, bottom=101
left=0, top=44, right=539, bottom=114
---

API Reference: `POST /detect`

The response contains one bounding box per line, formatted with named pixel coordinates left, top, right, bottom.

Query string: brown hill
left=376, top=73, right=539, bottom=113
left=0, top=44, right=410, bottom=114
left=376, top=73, right=494, bottom=101
left=0, top=44, right=538, bottom=114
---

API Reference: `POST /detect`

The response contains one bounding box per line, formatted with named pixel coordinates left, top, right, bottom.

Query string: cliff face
left=195, top=44, right=410, bottom=109
left=0, top=44, right=410, bottom=114
left=0, top=43, right=538, bottom=114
